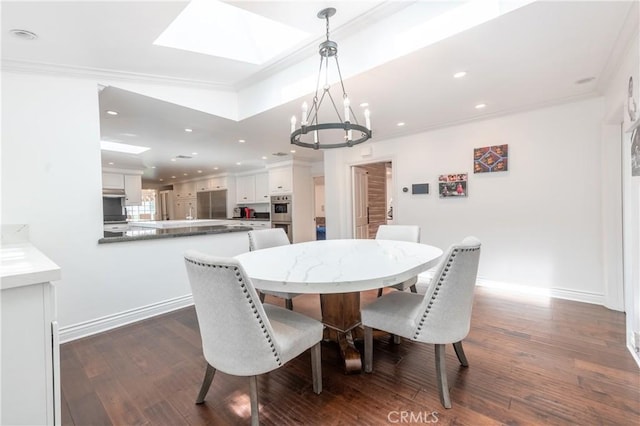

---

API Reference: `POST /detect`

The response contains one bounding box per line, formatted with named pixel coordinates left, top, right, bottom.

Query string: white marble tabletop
left=1, top=243, right=61, bottom=290
left=235, top=239, right=443, bottom=294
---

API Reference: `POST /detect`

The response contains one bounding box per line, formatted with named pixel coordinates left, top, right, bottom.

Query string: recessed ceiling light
left=261, top=156, right=267, bottom=160
left=183, top=173, right=188, bottom=176
left=360, top=102, right=369, bottom=108
left=170, top=158, right=177, bottom=162
left=10, top=29, right=38, bottom=40
left=453, top=71, right=467, bottom=78
left=192, top=152, right=198, bottom=156
left=475, top=103, right=486, bottom=109
left=197, top=170, right=203, bottom=173
left=238, top=139, right=246, bottom=143
left=100, top=140, right=150, bottom=154
left=171, top=176, right=176, bottom=179
left=106, top=110, right=119, bottom=116
left=184, top=128, right=193, bottom=132
left=236, top=162, right=242, bottom=166
left=397, top=122, right=405, bottom=127
left=290, top=150, right=296, bottom=153
left=213, top=167, right=219, bottom=170
left=108, top=162, right=114, bottom=165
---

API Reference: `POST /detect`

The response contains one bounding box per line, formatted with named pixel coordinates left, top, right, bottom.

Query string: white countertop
left=235, top=239, right=443, bottom=294
left=1, top=243, right=61, bottom=290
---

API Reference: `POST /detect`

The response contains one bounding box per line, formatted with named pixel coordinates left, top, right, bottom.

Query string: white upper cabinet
left=269, top=167, right=292, bottom=194
left=236, top=175, right=256, bottom=203
left=254, top=172, right=270, bottom=202
left=174, top=182, right=196, bottom=199
left=102, top=173, right=124, bottom=189
left=124, top=174, right=142, bottom=205
left=196, top=176, right=228, bottom=192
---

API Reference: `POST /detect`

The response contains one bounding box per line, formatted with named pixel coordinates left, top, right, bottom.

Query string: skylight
left=100, top=141, right=150, bottom=154
left=153, top=0, right=311, bottom=65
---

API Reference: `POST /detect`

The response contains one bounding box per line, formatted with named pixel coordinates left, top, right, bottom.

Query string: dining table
left=235, top=238, right=443, bottom=373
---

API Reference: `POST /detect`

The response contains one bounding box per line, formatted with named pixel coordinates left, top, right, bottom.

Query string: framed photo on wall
left=438, top=173, right=467, bottom=198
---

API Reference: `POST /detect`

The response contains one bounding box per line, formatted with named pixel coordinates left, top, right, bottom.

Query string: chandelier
left=290, top=8, right=372, bottom=150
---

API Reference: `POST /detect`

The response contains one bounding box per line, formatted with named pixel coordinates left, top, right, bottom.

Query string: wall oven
left=271, top=195, right=292, bottom=222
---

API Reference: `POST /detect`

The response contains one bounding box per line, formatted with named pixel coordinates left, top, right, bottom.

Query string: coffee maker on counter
left=233, top=207, right=255, bottom=218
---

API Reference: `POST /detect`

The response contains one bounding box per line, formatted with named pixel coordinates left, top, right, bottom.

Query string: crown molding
left=0, top=59, right=236, bottom=91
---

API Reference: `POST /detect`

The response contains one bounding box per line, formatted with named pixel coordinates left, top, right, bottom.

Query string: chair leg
left=195, top=363, right=216, bottom=404
left=258, top=292, right=266, bottom=303
left=392, top=334, right=402, bottom=344
left=310, top=342, right=322, bottom=394
left=452, top=341, right=469, bottom=367
left=377, top=288, right=383, bottom=297
left=434, top=344, right=452, bottom=409
left=249, top=375, right=259, bottom=426
left=409, top=284, right=417, bottom=293
left=285, top=298, right=293, bottom=310
left=364, top=326, right=373, bottom=373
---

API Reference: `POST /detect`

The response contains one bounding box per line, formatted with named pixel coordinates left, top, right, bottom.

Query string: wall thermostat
left=412, top=183, right=429, bottom=194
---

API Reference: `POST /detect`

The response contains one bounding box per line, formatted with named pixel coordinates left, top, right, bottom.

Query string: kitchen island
left=99, top=223, right=253, bottom=244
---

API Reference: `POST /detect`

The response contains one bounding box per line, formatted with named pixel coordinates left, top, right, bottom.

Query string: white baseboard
left=59, top=294, right=194, bottom=343
left=474, top=277, right=604, bottom=305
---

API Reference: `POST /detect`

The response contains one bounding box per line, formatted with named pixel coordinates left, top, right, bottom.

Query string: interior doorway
left=351, top=161, right=393, bottom=239
left=313, top=176, right=326, bottom=240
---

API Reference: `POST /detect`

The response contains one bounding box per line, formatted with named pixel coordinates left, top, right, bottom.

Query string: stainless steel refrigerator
left=197, top=190, right=227, bottom=219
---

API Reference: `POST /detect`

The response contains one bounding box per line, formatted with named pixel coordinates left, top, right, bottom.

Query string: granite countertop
left=98, top=224, right=253, bottom=244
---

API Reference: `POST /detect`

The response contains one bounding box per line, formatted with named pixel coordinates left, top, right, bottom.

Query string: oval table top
left=235, top=239, right=443, bottom=294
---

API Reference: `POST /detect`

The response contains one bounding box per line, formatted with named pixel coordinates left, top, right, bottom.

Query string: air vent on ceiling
left=272, top=152, right=288, bottom=157
left=175, top=155, right=192, bottom=159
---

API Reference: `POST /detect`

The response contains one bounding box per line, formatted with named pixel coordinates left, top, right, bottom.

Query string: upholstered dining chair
left=361, top=236, right=481, bottom=409
left=184, top=251, right=323, bottom=425
left=248, top=228, right=301, bottom=310
left=375, top=225, right=421, bottom=297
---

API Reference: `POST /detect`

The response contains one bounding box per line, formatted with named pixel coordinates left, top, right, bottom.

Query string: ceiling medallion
left=290, top=8, right=372, bottom=150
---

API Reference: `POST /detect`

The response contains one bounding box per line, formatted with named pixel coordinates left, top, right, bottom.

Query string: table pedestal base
left=320, top=292, right=363, bottom=374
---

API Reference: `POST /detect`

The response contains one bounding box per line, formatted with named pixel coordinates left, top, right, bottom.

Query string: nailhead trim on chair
left=185, top=258, right=281, bottom=366
left=413, top=246, right=480, bottom=340
left=234, top=265, right=282, bottom=366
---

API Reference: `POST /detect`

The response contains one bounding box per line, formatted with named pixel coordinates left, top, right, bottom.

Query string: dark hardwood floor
left=61, top=287, right=639, bottom=425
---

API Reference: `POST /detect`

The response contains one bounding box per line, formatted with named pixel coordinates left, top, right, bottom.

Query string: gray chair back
left=248, top=228, right=290, bottom=251
left=184, top=251, right=284, bottom=376
left=375, top=224, right=420, bottom=243
left=413, top=237, right=481, bottom=343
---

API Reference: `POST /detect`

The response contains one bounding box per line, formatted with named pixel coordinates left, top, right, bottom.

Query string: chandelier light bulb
left=364, top=109, right=371, bottom=130
left=301, top=102, right=308, bottom=125
left=290, top=115, right=297, bottom=133
left=343, top=97, right=350, bottom=122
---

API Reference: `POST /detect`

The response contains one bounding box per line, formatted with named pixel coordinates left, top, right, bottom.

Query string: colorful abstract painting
left=474, top=144, right=508, bottom=173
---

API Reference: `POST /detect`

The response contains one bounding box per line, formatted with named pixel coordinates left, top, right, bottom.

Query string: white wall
left=325, top=98, right=608, bottom=302
left=1, top=71, right=250, bottom=341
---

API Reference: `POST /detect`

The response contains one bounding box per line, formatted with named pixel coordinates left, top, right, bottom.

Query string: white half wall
left=325, top=98, right=608, bottom=302
left=1, top=72, right=250, bottom=339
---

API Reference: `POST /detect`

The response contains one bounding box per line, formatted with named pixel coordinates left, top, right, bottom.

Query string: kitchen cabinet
left=236, top=175, right=256, bottom=203
left=196, top=176, right=228, bottom=192
left=174, top=199, right=196, bottom=220
left=124, top=174, right=142, bottom=205
left=269, top=167, right=293, bottom=194
left=255, top=173, right=270, bottom=202
left=174, top=182, right=196, bottom=199
left=102, top=172, right=124, bottom=189
left=2, top=238, right=61, bottom=426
